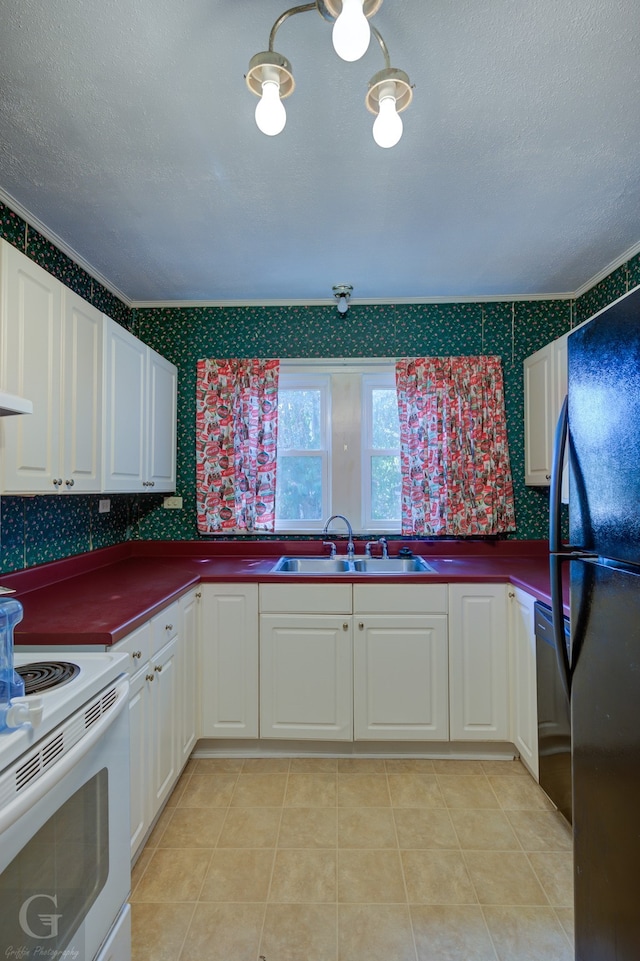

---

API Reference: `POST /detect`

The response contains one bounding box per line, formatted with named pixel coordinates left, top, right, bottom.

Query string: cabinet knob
left=358, top=622, right=364, bottom=630
left=165, top=623, right=173, bottom=631
left=65, top=478, right=75, bottom=487
left=132, top=650, right=142, bottom=659
left=343, top=622, right=349, bottom=631
left=195, top=591, right=202, bottom=598
left=508, top=591, right=515, bottom=599
left=154, top=664, right=163, bottom=673
left=545, top=474, right=551, bottom=480
left=145, top=673, right=155, bottom=682
left=150, top=480, right=155, bottom=487
left=52, top=478, right=61, bottom=487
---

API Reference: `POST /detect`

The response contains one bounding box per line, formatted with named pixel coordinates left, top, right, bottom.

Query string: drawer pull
left=145, top=673, right=155, bottom=682
left=154, top=664, right=163, bottom=673
left=165, top=623, right=173, bottom=631
left=132, top=650, right=142, bottom=659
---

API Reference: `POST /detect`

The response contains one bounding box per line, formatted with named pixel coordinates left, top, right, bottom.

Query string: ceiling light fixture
left=246, top=1, right=413, bottom=148
left=333, top=283, right=353, bottom=314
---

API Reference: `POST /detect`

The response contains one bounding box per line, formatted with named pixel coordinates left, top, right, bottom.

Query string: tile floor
left=130, top=757, right=574, bottom=961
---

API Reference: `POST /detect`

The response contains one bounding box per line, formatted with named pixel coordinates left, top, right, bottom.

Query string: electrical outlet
left=163, top=496, right=183, bottom=509
left=98, top=499, right=111, bottom=513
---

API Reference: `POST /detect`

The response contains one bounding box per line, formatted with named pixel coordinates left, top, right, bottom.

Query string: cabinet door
left=127, top=665, right=151, bottom=857
left=102, top=318, right=146, bottom=492
left=200, top=585, right=259, bottom=738
left=260, top=614, right=353, bottom=740
left=448, top=584, right=509, bottom=741
left=179, top=589, right=199, bottom=768
left=509, top=588, right=539, bottom=779
left=523, top=342, right=554, bottom=485
left=353, top=615, right=448, bottom=740
left=61, top=289, right=103, bottom=491
left=150, top=635, right=179, bottom=815
left=1, top=243, right=62, bottom=492
left=146, top=347, right=177, bottom=492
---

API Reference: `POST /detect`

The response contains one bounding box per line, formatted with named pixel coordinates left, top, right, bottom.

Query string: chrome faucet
left=322, top=514, right=355, bottom=558
left=378, top=537, right=388, bottom=558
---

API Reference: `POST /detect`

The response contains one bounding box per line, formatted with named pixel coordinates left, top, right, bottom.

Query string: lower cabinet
left=448, top=584, right=510, bottom=741
left=509, top=587, right=539, bottom=779
left=260, top=614, right=353, bottom=740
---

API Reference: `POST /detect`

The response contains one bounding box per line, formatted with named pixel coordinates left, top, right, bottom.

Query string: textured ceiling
left=0, top=0, right=639, bottom=305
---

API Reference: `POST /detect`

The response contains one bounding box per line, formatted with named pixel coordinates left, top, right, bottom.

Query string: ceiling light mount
left=333, top=284, right=353, bottom=314
left=246, top=1, right=412, bottom=147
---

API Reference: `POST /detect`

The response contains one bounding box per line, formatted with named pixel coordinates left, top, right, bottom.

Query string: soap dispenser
left=0, top=596, right=29, bottom=732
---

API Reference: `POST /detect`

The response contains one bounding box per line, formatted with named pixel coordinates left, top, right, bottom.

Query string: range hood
left=0, top=390, right=33, bottom=416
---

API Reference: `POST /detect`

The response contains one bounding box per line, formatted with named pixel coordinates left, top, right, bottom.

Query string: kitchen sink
left=270, top=555, right=436, bottom=574
left=352, top=556, right=436, bottom=573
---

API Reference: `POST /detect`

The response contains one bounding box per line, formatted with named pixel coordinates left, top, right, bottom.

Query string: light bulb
left=255, top=80, right=286, bottom=136
left=332, top=0, right=370, bottom=62
left=337, top=295, right=349, bottom=314
left=372, top=94, right=403, bottom=148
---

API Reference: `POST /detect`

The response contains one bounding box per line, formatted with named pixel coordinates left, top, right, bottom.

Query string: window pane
left=371, top=389, right=400, bottom=448
left=278, top=390, right=321, bottom=449
left=276, top=456, right=323, bottom=520
left=371, top=455, right=401, bottom=520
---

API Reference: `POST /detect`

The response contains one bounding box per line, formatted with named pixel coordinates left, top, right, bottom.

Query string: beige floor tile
left=179, top=902, right=265, bottom=961
left=131, top=901, right=195, bottom=961
left=217, top=807, right=282, bottom=848
left=338, top=807, right=398, bottom=848
left=289, top=756, right=338, bottom=772
left=450, top=809, right=520, bottom=850
left=260, top=903, right=338, bottom=961
left=387, top=773, right=444, bottom=808
left=401, top=850, right=477, bottom=904
left=393, top=808, right=459, bottom=850
left=528, top=852, right=574, bottom=906
left=385, top=758, right=435, bottom=773
left=144, top=806, right=175, bottom=847
left=437, top=774, right=500, bottom=809
left=338, top=773, right=391, bottom=806
left=165, top=771, right=191, bottom=806
left=199, top=848, right=275, bottom=901
left=487, top=775, right=556, bottom=811
left=241, top=757, right=290, bottom=773
left=285, top=772, right=337, bottom=806
left=131, top=847, right=212, bottom=902
left=554, top=907, right=575, bottom=947
left=410, top=904, right=498, bottom=961
left=230, top=772, right=288, bottom=806
left=337, top=757, right=386, bottom=773
left=189, top=757, right=244, bottom=774
left=464, top=851, right=548, bottom=905
left=278, top=807, right=337, bottom=848
left=178, top=773, right=237, bottom=808
left=482, top=905, right=573, bottom=961
left=338, top=849, right=406, bottom=902
left=157, top=807, right=226, bottom=848
left=269, top=849, right=337, bottom=902
left=481, top=759, right=529, bottom=776
left=506, top=810, right=572, bottom=851
left=130, top=848, right=153, bottom=894
left=338, top=904, right=415, bottom=961
left=432, top=759, right=486, bottom=775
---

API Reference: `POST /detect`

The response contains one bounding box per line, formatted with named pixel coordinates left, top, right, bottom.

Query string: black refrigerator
left=549, top=283, right=640, bottom=961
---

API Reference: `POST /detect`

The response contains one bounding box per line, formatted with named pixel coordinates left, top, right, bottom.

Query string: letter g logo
left=18, top=893, right=62, bottom=939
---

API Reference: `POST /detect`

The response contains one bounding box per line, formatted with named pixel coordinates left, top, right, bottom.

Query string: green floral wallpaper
left=1, top=198, right=639, bottom=572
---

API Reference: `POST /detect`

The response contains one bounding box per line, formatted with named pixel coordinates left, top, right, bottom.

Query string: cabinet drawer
left=353, top=583, right=447, bottom=614
left=260, top=583, right=352, bottom=614
left=152, top=600, right=180, bottom=654
left=113, top=619, right=152, bottom=675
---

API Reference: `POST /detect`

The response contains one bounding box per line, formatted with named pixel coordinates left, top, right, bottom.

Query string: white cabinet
left=0, top=244, right=103, bottom=493
left=260, top=613, right=353, bottom=740
left=523, top=332, right=568, bottom=487
left=102, top=318, right=177, bottom=493
left=448, top=584, right=510, bottom=741
left=199, top=584, right=259, bottom=738
left=178, top=588, right=199, bottom=767
left=353, top=584, right=449, bottom=741
left=509, top=587, right=539, bottom=779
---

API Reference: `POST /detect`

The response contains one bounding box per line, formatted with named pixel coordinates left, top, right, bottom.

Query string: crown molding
left=572, top=237, right=640, bottom=300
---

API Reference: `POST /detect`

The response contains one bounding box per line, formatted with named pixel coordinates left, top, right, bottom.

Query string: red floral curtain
left=196, top=358, right=280, bottom=533
left=395, top=356, right=516, bottom=536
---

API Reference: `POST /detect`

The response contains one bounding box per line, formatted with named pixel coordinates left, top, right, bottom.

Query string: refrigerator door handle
left=549, top=395, right=573, bottom=702
left=549, top=395, right=568, bottom=555
left=550, top=552, right=572, bottom=702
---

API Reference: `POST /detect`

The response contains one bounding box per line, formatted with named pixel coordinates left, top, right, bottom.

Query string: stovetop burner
left=15, top=661, right=81, bottom=694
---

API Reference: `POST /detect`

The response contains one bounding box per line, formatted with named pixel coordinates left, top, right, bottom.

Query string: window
left=275, top=362, right=401, bottom=533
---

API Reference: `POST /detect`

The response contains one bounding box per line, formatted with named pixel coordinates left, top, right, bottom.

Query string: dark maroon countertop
left=3, top=539, right=568, bottom=647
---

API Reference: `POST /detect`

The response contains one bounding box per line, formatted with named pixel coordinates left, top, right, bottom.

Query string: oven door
left=0, top=677, right=130, bottom=961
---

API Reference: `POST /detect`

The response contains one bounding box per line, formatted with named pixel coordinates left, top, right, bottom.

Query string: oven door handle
left=0, top=677, right=129, bottom=835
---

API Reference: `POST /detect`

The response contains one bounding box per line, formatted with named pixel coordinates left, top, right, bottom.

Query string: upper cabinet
left=102, top=320, right=177, bottom=493
left=523, top=332, right=568, bottom=488
left=0, top=240, right=176, bottom=495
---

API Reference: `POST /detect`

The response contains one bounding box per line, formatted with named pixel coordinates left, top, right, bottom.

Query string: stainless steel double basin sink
left=270, top=555, right=436, bottom=574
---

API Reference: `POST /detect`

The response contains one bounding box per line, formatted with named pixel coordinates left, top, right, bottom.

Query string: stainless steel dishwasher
left=534, top=601, right=572, bottom=823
